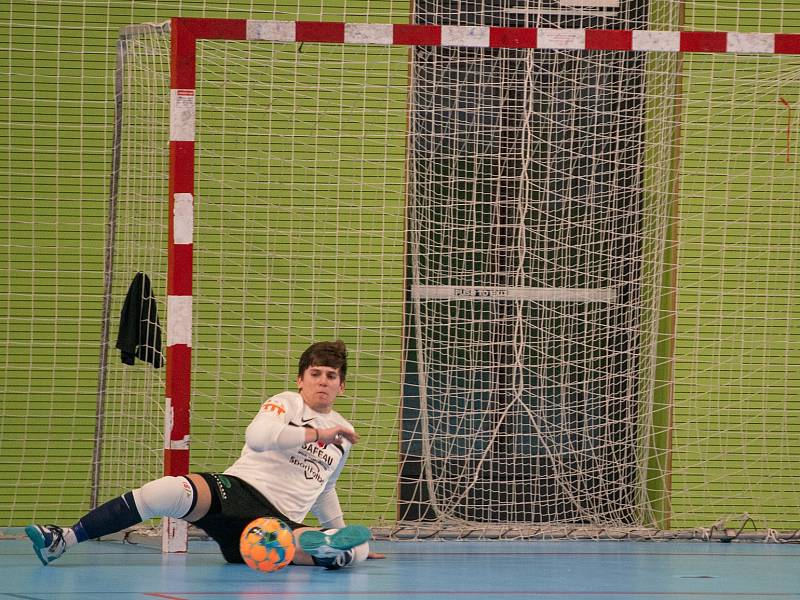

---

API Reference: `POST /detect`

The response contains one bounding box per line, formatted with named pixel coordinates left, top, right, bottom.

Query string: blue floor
left=2, top=534, right=799, bottom=599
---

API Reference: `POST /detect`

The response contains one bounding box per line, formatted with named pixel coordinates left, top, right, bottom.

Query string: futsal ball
left=240, top=517, right=296, bottom=573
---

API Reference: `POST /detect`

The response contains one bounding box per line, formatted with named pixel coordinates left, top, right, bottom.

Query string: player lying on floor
left=26, top=340, right=382, bottom=569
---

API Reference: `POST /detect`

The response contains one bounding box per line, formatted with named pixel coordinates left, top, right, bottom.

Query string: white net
left=97, top=16, right=800, bottom=540
left=400, top=41, right=682, bottom=528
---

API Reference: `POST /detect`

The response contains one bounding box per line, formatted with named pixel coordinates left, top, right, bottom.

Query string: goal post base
left=374, top=522, right=800, bottom=543
left=162, top=517, right=188, bottom=553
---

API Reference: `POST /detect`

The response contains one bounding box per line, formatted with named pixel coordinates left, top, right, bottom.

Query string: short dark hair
left=298, top=340, right=348, bottom=381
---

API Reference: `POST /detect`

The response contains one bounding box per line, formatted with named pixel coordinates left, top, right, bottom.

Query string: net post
left=163, top=16, right=197, bottom=553
left=162, top=14, right=248, bottom=555
left=91, top=32, right=128, bottom=513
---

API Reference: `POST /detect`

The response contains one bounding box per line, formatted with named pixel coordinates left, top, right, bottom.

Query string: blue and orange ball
left=239, top=517, right=296, bottom=572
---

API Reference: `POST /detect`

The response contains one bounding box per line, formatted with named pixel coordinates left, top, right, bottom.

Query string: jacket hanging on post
left=116, top=272, right=164, bottom=368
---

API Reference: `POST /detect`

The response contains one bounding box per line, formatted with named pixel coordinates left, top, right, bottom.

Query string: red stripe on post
left=170, top=141, right=194, bottom=193
left=180, top=17, right=247, bottom=40
left=296, top=21, right=346, bottom=43
left=167, top=344, right=191, bottom=414
left=169, top=244, right=193, bottom=296
left=393, top=24, right=442, bottom=46
left=586, top=29, right=633, bottom=51
left=490, top=27, right=537, bottom=48
left=171, top=18, right=196, bottom=89
left=680, top=31, right=727, bottom=53
left=168, top=141, right=194, bottom=294
left=775, top=34, right=800, bottom=54
left=164, top=449, right=190, bottom=478
left=165, top=343, right=192, bottom=476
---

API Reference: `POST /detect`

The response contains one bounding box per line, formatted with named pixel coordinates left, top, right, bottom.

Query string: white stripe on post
left=344, top=23, right=394, bottom=45
left=632, top=30, right=680, bottom=52
left=169, top=89, right=196, bottom=142
left=246, top=19, right=296, bottom=42
left=559, top=0, right=619, bottom=5
left=162, top=518, right=189, bottom=553
left=173, top=193, right=193, bottom=245
left=442, top=25, right=490, bottom=47
left=538, top=29, right=586, bottom=50
left=167, top=296, right=193, bottom=347
left=727, top=32, right=775, bottom=54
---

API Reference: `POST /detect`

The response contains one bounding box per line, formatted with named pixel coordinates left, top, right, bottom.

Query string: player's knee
left=133, top=475, right=196, bottom=520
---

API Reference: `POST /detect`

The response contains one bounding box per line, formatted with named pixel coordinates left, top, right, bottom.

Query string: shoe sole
left=24, top=525, right=50, bottom=566
left=299, top=524, right=371, bottom=553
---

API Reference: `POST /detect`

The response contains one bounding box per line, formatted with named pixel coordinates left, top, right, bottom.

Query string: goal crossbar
left=167, top=18, right=800, bottom=58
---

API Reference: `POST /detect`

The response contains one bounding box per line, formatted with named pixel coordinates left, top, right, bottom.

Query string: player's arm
left=245, top=395, right=307, bottom=451
left=246, top=416, right=305, bottom=451
left=312, top=486, right=345, bottom=529
left=246, top=396, right=359, bottom=451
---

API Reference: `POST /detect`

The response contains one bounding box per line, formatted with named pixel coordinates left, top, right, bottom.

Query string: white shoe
left=299, top=524, right=371, bottom=570
left=25, top=524, right=67, bottom=565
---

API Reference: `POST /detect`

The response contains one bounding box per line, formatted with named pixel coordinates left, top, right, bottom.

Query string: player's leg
left=291, top=525, right=371, bottom=569
left=25, top=473, right=211, bottom=565
left=183, top=474, right=371, bottom=569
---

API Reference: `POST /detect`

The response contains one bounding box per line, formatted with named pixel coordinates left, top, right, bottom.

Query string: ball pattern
left=239, top=517, right=296, bottom=572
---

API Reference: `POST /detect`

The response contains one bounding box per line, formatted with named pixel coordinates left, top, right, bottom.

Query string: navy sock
left=73, top=491, right=142, bottom=541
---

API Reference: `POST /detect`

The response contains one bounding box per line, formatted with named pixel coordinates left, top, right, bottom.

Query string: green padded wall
left=1, top=0, right=799, bottom=532
left=0, top=0, right=410, bottom=527
left=668, top=5, right=800, bottom=531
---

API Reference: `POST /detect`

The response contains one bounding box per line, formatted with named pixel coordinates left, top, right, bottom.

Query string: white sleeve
left=310, top=446, right=349, bottom=527
left=245, top=414, right=306, bottom=451
left=312, top=487, right=345, bottom=529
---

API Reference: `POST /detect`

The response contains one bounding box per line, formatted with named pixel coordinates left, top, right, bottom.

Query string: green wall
left=670, top=58, right=800, bottom=529
left=0, top=0, right=410, bottom=526
left=1, top=1, right=799, bottom=531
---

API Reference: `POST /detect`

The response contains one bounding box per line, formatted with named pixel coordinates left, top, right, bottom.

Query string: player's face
left=297, top=365, right=345, bottom=413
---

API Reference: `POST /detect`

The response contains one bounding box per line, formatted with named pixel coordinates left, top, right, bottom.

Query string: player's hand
left=367, top=551, right=386, bottom=559
left=316, top=426, right=359, bottom=445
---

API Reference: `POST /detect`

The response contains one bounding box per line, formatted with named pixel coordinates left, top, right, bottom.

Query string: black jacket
left=116, top=272, right=164, bottom=368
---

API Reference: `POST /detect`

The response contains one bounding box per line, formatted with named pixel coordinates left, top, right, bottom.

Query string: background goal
left=93, top=14, right=800, bottom=542
left=4, top=0, right=798, bottom=542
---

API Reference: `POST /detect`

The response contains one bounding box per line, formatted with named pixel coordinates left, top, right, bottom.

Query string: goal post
left=97, top=16, right=800, bottom=551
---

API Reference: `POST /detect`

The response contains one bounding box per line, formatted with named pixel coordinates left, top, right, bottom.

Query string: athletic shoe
left=25, top=524, right=67, bottom=566
left=299, top=524, right=371, bottom=570
left=322, top=548, right=356, bottom=569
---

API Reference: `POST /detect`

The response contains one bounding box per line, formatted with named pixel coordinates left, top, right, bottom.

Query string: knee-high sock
left=72, top=491, right=142, bottom=543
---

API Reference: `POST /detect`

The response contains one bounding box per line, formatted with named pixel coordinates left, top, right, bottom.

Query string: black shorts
left=191, top=472, right=305, bottom=563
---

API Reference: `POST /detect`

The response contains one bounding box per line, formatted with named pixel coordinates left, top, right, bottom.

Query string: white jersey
left=224, top=391, right=353, bottom=524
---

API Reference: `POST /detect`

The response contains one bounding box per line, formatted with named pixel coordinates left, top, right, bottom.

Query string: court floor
left=1, top=531, right=798, bottom=600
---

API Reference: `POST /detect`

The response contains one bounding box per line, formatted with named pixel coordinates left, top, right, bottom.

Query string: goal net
left=96, top=14, right=800, bottom=543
